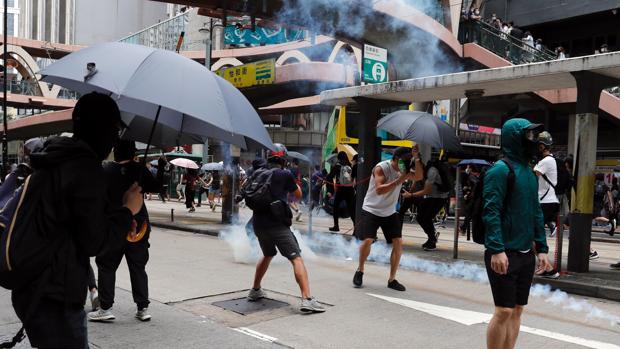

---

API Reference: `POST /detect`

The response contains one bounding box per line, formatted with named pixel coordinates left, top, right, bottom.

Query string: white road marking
left=232, top=327, right=278, bottom=343
left=368, top=293, right=620, bottom=349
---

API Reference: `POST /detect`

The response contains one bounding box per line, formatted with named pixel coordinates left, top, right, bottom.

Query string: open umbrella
left=170, top=158, right=199, bottom=169
left=458, top=159, right=491, bottom=167
left=201, top=162, right=224, bottom=171
left=288, top=151, right=310, bottom=163
left=378, top=110, right=462, bottom=151
left=39, top=42, right=275, bottom=151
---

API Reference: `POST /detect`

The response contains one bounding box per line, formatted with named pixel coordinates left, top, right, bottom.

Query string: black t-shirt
left=253, top=168, right=298, bottom=229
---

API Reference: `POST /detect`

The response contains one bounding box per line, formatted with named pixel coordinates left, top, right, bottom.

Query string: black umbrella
left=377, top=110, right=462, bottom=151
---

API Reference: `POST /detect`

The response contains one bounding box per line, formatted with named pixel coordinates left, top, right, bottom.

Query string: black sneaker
left=387, top=279, right=406, bottom=291
left=610, top=262, right=620, bottom=270
left=329, top=226, right=340, bottom=232
left=539, top=269, right=560, bottom=279
left=422, top=241, right=437, bottom=251
left=353, top=270, right=363, bottom=288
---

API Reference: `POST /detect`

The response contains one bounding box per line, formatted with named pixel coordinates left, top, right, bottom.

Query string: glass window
left=7, top=13, right=14, bottom=36
left=7, top=0, right=14, bottom=8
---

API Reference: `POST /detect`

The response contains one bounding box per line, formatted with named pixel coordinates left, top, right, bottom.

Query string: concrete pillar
left=353, top=98, right=382, bottom=235
left=567, top=71, right=617, bottom=272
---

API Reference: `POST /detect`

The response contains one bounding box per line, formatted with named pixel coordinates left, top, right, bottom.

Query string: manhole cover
left=212, top=297, right=289, bottom=315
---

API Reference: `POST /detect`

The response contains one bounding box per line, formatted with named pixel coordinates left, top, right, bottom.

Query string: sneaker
left=196, top=203, right=201, bottom=207
left=295, top=211, right=303, bottom=222
left=328, top=226, right=340, bottom=232
left=135, top=308, right=151, bottom=322
left=608, top=220, right=616, bottom=236
left=550, top=226, right=557, bottom=237
left=300, top=297, right=326, bottom=313
left=539, top=269, right=560, bottom=279
left=88, top=308, right=115, bottom=322
left=422, top=241, right=437, bottom=251
left=589, top=251, right=599, bottom=260
left=247, top=288, right=267, bottom=302
left=610, top=262, right=620, bottom=270
left=188, top=207, right=195, bottom=213
left=353, top=270, right=363, bottom=288
left=89, top=290, right=100, bottom=311
left=387, top=279, right=406, bottom=291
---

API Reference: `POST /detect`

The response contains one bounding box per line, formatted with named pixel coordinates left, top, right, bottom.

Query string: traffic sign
left=362, top=44, right=388, bottom=84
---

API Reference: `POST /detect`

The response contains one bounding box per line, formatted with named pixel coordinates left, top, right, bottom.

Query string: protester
left=87, top=264, right=99, bottom=311
left=157, top=156, right=169, bottom=202
left=410, top=152, right=451, bottom=251
left=89, top=140, right=160, bottom=322
left=176, top=169, right=186, bottom=202
left=483, top=119, right=551, bottom=349
left=184, top=168, right=198, bottom=213
left=10, top=92, right=143, bottom=348
left=398, top=145, right=424, bottom=225
left=328, top=151, right=356, bottom=232
left=353, top=147, right=414, bottom=291
left=196, top=171, right=210, bottom=207
left=208, top=170, right=221, bottom=211
left=461, top=165, right=482, bottom=237
left=310, top=164, right=325, bottom=211
left=534, top=131, right=559, bottom=237
left=246, top=144, right=325, bottom=313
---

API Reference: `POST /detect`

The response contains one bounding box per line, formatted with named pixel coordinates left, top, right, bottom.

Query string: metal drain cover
left=212, top=297, right=289, bottom=315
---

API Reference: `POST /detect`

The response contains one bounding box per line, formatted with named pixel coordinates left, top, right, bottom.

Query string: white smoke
left=221, top=227, right=620, bottom=326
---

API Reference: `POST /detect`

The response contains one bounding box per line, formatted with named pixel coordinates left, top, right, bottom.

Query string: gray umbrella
left=288, top=151, right=311, bottom=163
left=201, top=162, right=224, bottom=171
left=39, top=42, right=275, bottom=151
left=377, top=110, right=462, bottom=151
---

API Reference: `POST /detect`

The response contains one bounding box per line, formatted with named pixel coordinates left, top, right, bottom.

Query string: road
left=2, top=226, right=620, bottom=348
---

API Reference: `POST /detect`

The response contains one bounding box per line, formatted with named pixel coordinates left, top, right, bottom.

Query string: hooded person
left=10, top=92, right=144, bottom=349
left=482, top=118, right=551, bottom=349
left=89, top=140, right=161, bottom=323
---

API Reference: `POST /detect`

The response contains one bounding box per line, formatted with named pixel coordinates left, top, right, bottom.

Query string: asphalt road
left=2, top=227, right=620, bottom=348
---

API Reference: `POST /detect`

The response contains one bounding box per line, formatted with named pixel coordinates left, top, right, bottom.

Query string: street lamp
left=2, top=0, right=8, bottom=179
left=198, top=18, right=225, bottom=70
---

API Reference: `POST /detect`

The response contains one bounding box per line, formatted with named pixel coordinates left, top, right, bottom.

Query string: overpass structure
left=321, top=51, right=620, bottom=274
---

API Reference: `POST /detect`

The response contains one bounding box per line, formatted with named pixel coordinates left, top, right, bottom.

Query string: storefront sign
left=216, top=59, right=275, bottom=88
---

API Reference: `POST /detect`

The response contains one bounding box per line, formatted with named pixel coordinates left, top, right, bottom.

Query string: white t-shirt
left=534, top=155, right=559, bottom=204
left=363, top=160, right=402, bottom=217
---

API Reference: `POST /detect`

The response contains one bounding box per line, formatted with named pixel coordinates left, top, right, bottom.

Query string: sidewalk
left=145, top=199, right=620, bottom=302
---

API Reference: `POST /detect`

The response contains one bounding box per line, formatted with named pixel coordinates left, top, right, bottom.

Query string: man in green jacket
left=482, top=118, right=552, bottom=349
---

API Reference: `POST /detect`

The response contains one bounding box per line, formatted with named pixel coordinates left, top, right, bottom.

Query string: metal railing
left=459, top=20, right=556, bottom=64
left=119, top=12, right=191, bottom=51
left=0, top=79, right=42, bottom=96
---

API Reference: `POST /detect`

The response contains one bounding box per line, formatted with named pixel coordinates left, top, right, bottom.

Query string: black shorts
left=358, top=210, right=402, bottom=244
left=485, top=250, right=535, bottom=308
left=541, top=203, right=559, bottom=224
left=253, top=224, right=301, bottom=260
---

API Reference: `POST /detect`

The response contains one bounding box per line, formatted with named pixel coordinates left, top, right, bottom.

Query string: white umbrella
left=201, top=162, right=224, bottom=171
left=170, top=158, right=199, bottom=169
left=40, top=42, right=275, bottom=150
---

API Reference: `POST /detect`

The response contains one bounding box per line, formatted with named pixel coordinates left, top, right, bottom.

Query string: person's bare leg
left=389, top=238, right=403, bottom=282
left=505, top=305, right=523, bottom=349
left=252, top=256, right=273, bottom=289
left=487, top=307, right=514, bottom=349
left=358, top=238, right=374, bottom=272
left=291, top=257, right=311, bottom=298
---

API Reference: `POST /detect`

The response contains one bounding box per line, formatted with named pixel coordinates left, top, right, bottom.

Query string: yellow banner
left=216, top=59, right=275, bottom=88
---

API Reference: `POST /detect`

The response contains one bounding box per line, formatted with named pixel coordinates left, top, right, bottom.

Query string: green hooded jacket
left=482, top=118, right=549, bottom=254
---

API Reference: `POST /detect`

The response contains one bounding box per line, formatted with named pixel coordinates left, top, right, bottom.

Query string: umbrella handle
left=140, top=106, right=162, bottom=180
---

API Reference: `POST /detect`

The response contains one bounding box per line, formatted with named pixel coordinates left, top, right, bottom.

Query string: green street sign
left=362, top=44, right=388, bottom=84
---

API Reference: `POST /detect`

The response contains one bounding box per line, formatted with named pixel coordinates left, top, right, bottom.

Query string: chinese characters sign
left=362, top=44, right=388, bottom=84
left=216, top=59, right=275, bottom=88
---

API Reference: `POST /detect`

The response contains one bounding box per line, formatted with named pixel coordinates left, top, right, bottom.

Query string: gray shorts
left=253, top=224, right=301, bottom=260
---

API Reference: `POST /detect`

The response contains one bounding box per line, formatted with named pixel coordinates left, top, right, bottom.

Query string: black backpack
left=472, top=159, right=515, bottom=245
left=429, top=161, right=454, bottom=193
left=239, top=167, right=276, bottom=212
left=540, top=155, right=570, bottom=197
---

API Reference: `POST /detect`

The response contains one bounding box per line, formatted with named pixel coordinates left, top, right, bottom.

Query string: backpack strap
left=499, top=158, right=515, bottom=207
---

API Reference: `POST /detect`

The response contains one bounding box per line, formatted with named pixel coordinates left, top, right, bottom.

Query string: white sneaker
left=88, top=308, right=115, bottom=322
left=135, top=308, right=151, bottom=321
left=300, top=297, right=326, bottom=313
left=89, top=290, right=100, bottom=311
left=247, top=288, right=267, bottom=301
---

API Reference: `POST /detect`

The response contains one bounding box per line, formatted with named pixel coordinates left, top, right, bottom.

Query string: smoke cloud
left=220, top=226, right=620, bottom=326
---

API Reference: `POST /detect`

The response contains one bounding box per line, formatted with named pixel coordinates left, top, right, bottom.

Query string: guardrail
left=1, top=78, right=42, bottom=96
left=119, top=12, right=191, bottom=51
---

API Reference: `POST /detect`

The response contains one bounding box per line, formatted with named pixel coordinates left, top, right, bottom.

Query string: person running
left=353, top=147, right=415, bottom=291
left=247, top=144, right=326, bottom=313
left=89, top=140, right=160, bottom=322
left=328, top=151, right=356, bottom=232
left=483, top=119, right=552, bottom=349
left=9, top=92, right=143, bottom=348
left=410, top=151, right=451, bottom=251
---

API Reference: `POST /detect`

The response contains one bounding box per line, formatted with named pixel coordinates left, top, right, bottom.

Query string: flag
left=322, top=107, right=339, bottom=170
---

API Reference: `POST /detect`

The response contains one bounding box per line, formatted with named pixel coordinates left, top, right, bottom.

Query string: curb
left=151, top=221, right=620, bottom=303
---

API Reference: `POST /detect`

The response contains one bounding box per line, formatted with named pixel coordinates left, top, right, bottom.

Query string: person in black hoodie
left=11, top=92, right=143, bottom=349
left=89, top=140, right=160, bottom=323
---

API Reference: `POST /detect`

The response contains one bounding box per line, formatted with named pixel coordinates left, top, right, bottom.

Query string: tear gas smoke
left=220, top=226, right=619, bottom=325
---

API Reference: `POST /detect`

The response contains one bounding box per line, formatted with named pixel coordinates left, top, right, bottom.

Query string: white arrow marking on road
left=368, top=293, right=620, bottom=349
